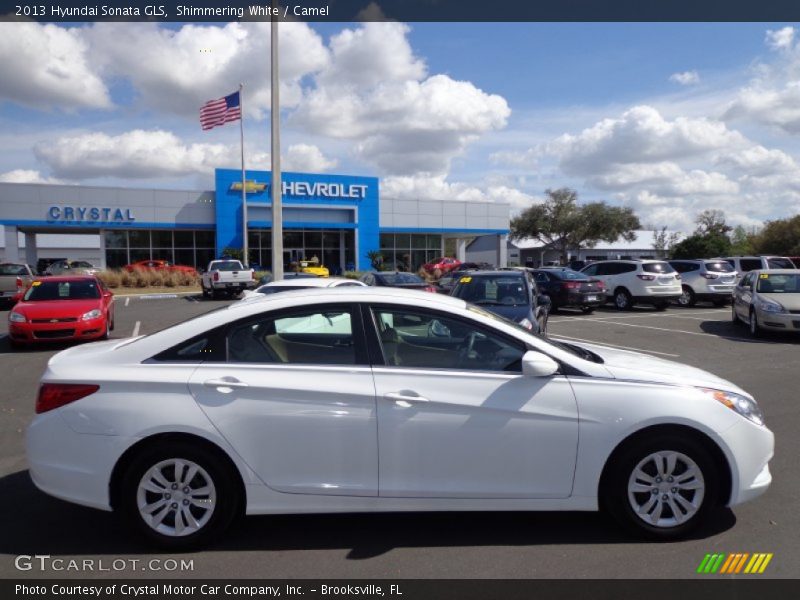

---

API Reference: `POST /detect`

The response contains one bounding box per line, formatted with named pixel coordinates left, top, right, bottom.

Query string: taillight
left=213, top=271, right=219, bottom=282
left=562, top=281, right=581, bottom=289
left=637, top=274, right=656, bottom=281
left=702, top=273, right=719, bottom=279
left=675, top=274, right=681, bottom=280
left=16, top=277, right=23, bottom=290
left=36, top=383, right=99, bottom=414
left=425, top=286, right=437, bottom=293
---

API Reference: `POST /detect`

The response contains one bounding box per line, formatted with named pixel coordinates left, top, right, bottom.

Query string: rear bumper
left=556, top=292, right=607, bottom=307
left=632, top=294, right=682, bottom=303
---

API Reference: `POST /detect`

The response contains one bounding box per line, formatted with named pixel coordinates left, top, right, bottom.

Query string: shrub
left=97, top=270, right=121, bottom=288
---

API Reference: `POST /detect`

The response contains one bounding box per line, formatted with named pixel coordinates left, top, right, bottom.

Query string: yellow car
left=298, top=260, right=329, bottom=277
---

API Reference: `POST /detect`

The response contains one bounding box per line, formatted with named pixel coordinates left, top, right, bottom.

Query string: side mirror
left=521, top=350, right=559, bottom=377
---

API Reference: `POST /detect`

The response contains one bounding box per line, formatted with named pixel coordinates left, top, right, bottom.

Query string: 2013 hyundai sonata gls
left=27, top=288, right=773, bottom=548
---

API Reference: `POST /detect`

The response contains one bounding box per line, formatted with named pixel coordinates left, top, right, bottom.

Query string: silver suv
left=669, top=259, right=738, bottom=307
left=720, top=256, right=796, bottom=282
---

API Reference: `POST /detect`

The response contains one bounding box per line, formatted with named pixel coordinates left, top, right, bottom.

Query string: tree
left=652, top=226, right=681, bottom=256
left=729, top=225, right=756, bottom=256
left=670, top=210, right=733, bottom=259
left=752, top=215, right=800, bottom=256
left=510, top=188, right=641, bottom=261
left=695, top=209, right=732, bottom=237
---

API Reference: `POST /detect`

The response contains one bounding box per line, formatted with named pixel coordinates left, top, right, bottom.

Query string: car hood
left=759, top=292, right=800, bottom=311
left=574, top=341, right=748, bottom=396
left=15, top=299, right=102, bottom=318
left=480, top=304, right=532, bottom=323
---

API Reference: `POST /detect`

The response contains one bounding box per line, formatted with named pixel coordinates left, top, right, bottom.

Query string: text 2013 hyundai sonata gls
left=27, top=288, right=773, bottom=548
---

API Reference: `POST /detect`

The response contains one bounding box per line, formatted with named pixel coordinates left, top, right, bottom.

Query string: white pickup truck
left=200, top=259, right=255, bottom=298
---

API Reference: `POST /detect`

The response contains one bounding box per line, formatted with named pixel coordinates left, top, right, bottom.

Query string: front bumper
left=717, top=418, right=774, bottom=506
left=9, top=317, right=107, bottom=343
left=756, top=309, right=800, bottom=331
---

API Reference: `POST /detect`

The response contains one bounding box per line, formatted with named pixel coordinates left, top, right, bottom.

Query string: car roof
left=260, top=277, right=362, bottom=288
left=751, top=269, right=800, bottom=274
left=586, top=259, right=666, bottom=264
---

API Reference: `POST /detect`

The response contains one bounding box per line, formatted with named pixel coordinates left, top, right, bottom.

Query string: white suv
left=581, top=260, right=681, bottom=310
left=669, top=259, right=738, bottom=307
left=720, top=256, right=797, bottom=282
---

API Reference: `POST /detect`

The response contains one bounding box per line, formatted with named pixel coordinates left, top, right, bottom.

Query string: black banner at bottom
left=3, top=579, right=800, bottom=600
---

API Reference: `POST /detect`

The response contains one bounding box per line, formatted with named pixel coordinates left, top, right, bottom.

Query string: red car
left=8, top=276, right=115, bottom=347
left=123, top=259, right=197, bottom=275
left=422, top=256, right=462, bottom=274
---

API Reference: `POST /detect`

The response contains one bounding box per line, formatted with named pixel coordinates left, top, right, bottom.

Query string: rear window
left=0, top=264, right=27, bottom=276
left=642, top=262, right=675, bottom=274
left=212, top=261, right=245, bottom=271
left=767, top=258, right=796, bottom=269
left=377, top=273, right=424, bottom=285
left=555, top=269, right=589, bottom=280
left=705, top=261, right=735, bottom=273
left=257, top=285, right=312, bottom=295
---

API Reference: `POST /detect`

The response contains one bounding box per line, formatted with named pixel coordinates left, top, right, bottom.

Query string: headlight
left=518, top=318, right=534, bottom=331
left=758, top=299, right=785, bottom=313
left=81, top=309, right=102, bottom=320
left=9, top=311, right=26, bottom=323
left=701, top=388, right=764, bottom=426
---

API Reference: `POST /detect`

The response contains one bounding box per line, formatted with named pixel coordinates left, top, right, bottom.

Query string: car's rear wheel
left=120, top=441, right=239, bottom=549
left=614, top=288, right=633, bottom=310
left=603, top=435, right=718, bottom=540
left=201, top=284, right=210, bottom=298
left=678, top=286, right=696, bottom=307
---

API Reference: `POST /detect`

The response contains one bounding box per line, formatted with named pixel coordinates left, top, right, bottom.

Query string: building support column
left=24, top=232, right=37, bottom=267
left=4, top=225, right=20, bottom=262
left=455, top=238, right=466, bottom=262
left=339, top=230, right=346, bottom=273
left=498, top=234, right=508, bottom=268
left=98, top=229, right=107, bottom=270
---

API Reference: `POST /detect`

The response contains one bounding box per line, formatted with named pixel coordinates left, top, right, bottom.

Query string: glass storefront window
left=152, top=249, right=174, bottom=263
left=248, top=231, right=260, bottom=249
left=411, top=234, right=427, bottom=249
left=427, top=235, right=441, bottom=250
left=411, top=250, right=427, bottom=271
left=394, top=233, right=411, bottom=250
left=304, top=231, right=322, bottom=247
left=380, top=234, right=393, bottom=249
left=128, top=230, right=150, bottom=248
left=195, top=230, right=215, bottom=247
left=151, top=230, right=173, bottom=247
left=174, top=249, right=195, bottom=267
left=283, top=231, right=302, bottom=247
left=105, top=249, right=128, bottom=268
left=174, top=231, right=194, bottom=248
left=104, top=230, right=127, bottom=249
left=323, top=231, right=339, bottom=249
left=129, top=248, right=151, bottom=263
left=196, top=249, right=215, bottom=269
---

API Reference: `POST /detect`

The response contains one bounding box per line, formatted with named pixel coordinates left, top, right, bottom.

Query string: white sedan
left=27, top=288, right=773, bottom=548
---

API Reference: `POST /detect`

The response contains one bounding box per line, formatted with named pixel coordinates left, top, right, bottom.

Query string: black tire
left=712, top=299, right=727, bottom=307
left=101, top=317, right=110, bottom=340
left=537, top=312, right=548, bottom=336
left=677, top=285, right=696, bottom=307
left=614, top=288, right=633, bottom=311
left=731, top=304, right=740, bottom=325
left=749, top=310, right=761, bottom=338
left=654, top=301, right=669, bottom=311
left=602, top=434, right=719, bottom=540
left=119, top=441, right=240, bottom=550
left=201, top=284, right=210, bottom=299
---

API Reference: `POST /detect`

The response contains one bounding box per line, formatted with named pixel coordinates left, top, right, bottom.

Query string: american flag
left=200, top=91, right=241, bottom=131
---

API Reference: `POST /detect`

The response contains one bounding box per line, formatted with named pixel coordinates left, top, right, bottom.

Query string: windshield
left=212, top=261, right=244, bottom=271
left=71, top=261, right=95, bottom=268
left=705, top=261, right=735, bottom=273
left=454, top=275, right=530, bottom=306
left=378, top=273, right=424, bottom=285
left=0, top=264, right=27, bottom=276
left=553, top=269, right=588, bottom=281
left=642, top=262, right=676, bottom=274
left=756, top=273, right=800, bottom=293
left=23, top=280, right=101, bottom=301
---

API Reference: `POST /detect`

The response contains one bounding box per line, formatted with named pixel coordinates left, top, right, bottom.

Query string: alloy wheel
left=627, top=451, right=705, bottom=528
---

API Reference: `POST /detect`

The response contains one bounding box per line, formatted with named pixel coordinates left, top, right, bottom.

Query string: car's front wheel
left=120, top=441, right=240, bottom=549
left=749, top=310, right=761, bottom=338
left=603, top=435, right=719, bottom=540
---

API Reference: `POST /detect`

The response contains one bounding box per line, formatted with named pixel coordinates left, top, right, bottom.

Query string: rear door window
left=705, top=261, right=734, bottom=273
left=739, top=259, right=763, bottom=272
left=642, top=262, right=676, bottom=274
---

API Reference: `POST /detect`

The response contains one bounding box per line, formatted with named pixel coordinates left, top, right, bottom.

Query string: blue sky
left=1, top=21, right=799, bottom=232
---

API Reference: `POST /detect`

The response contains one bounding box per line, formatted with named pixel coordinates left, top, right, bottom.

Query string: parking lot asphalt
left=0, top=295, right=797, bottom=579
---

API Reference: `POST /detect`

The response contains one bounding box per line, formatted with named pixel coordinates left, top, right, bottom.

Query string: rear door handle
left=203, top=378, right=249, bottom=392
left=384, top=391, right=430, bottom=405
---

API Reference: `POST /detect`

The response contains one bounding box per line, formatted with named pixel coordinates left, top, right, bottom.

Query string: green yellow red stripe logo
left=697, top=553, right=773, bottom=574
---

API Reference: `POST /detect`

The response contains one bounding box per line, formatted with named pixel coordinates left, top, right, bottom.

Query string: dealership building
left=0, top=169, right=510, bottom=272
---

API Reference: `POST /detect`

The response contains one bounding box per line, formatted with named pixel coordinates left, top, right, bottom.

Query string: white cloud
left=85, top=22, right=329, bottom=118
left=250, top=144, right=338, bottom=173
left=669, top=71, right=700, bottom=86
left=33, top=130, right=232, bottom=179
left=489, top=148, right=539, bottom=169
left=0, top=22, right=111, bottom=111
left=381, top=175, right=537, bottom=210
left=766, top=27, right=795, bottom=52
left=0, top=169, right=63, bottom=184
left=291, top=22, right=510, bottom=176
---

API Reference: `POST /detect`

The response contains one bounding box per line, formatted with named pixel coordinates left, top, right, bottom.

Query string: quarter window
left=228, top=307, right=358, bottom=365
left=371, top=308, right=525, bottom=372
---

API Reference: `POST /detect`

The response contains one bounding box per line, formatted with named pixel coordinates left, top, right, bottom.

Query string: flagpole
left=239, top=83, right=248, bottom=267
left=270, top=3, right=283, bottom=280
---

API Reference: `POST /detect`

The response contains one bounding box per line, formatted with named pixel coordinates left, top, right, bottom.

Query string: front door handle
left=384, top=391, right=430, bottom=406
left=204, top=377, right=249, bottom=392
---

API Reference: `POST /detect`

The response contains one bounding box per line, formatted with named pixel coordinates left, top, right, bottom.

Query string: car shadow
left=699, top=320, right=800, bottom=344
left=0, top=470, right=737, bottom=558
